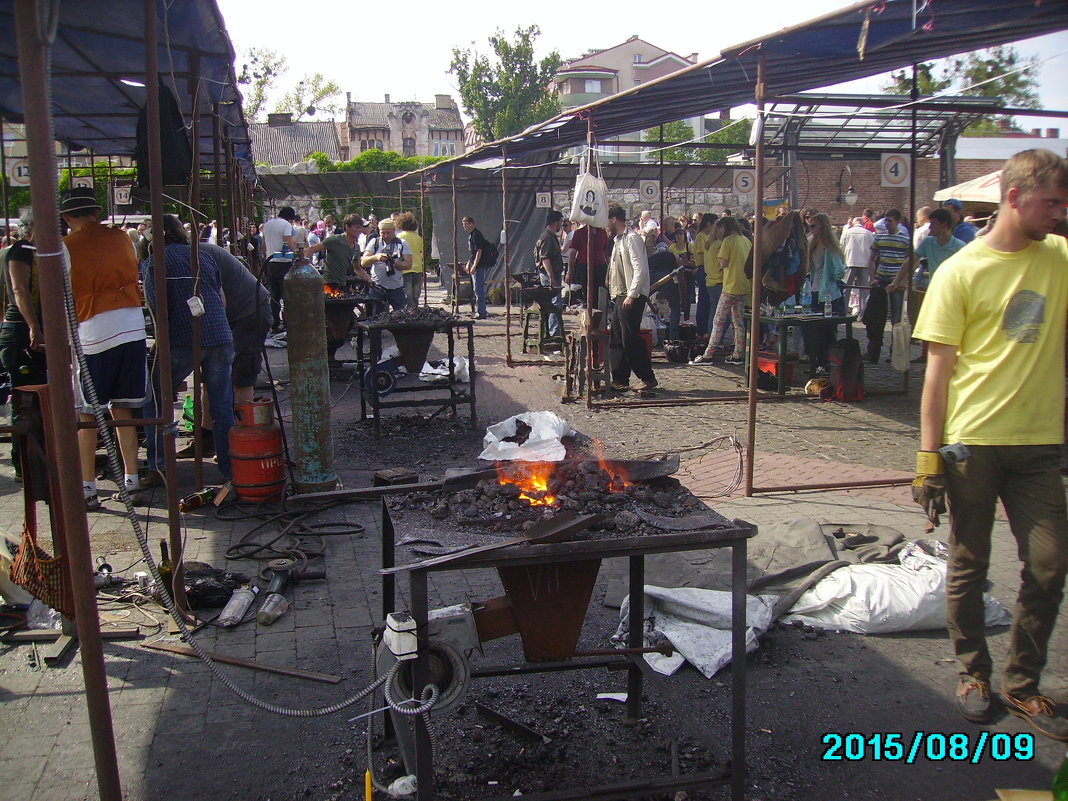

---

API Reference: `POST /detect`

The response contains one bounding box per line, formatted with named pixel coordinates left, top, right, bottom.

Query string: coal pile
left=388, top=459, right=727, bottom=540
left=367, top=306, right=460, bottom=325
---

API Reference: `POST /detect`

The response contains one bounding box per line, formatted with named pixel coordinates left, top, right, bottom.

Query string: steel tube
left=744, top=53, right=767, bottom=497
left=13, top=2, right=121, bottom=798
left=502, top=144, right=513, bottom=365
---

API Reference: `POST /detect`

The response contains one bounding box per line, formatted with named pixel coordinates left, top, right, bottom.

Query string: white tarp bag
left=613, top=586, right=777, bottom=678
left=479, top=411, right=575, bottom=462
left=419, top=356, right=469, bottom=383
left=569, top=153, right=609, bottom=229
left=891, top=321, right=911, bottom=372
left=782, top=542, right=1011, bottom=634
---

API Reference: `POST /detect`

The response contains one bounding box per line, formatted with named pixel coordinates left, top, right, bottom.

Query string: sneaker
left=85, top=495, right=101, bottom=512
left=955, top=676, right=992, bottom=723
left=1001, top=692, right=1068, bottom=741
left=690, top=355, right=717, bottom=365
left=724, top=356, right=744, bottom=365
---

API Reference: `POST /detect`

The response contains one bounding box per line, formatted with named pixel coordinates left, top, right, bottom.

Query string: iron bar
left=502, top=144, right=513, bottom=365
left=750, top=476, right=911, bottom=494
left=188, top=62, right=204, bottom=491
left=744, top=53, right=767, bottom=496
left=451, top=165, right=458, bottom=316
left=13, top=3, right=121, bottom=799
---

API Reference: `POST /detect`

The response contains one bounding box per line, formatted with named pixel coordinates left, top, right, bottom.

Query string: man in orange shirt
left=61, top=188, right=147, bottom=509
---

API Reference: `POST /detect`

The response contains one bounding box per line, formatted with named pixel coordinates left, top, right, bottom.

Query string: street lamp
left=838, top=165, right=858, bottom=206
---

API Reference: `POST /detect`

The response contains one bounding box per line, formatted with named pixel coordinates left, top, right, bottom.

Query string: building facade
left=346, top=94, right=465, bottom=159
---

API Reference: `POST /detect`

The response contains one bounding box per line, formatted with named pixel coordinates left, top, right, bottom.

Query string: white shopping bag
left=891, top=321, right=911, bottom=372
left=569, top=153, right=609, bottom=229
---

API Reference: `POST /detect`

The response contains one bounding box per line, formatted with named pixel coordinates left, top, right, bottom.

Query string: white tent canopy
left=933, top=171, right=1001, bottom=204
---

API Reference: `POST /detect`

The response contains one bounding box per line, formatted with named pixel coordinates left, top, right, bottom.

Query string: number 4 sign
left=881, top=154, right=911, bottom=188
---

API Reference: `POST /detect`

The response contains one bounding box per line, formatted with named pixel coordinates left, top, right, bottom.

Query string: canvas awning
left=932, top=171, right=1001, bottom=204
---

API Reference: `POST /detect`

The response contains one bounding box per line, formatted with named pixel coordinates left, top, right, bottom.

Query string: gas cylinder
left=229, top=400, right=285, bottom=502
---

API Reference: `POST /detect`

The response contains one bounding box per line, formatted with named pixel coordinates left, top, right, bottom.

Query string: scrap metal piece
left=634, top=508, right=730, bottom=532
left=475, top=702, right=552, bottom=745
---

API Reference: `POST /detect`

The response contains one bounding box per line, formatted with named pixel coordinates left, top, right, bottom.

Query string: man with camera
left=913, top=149, right=1068, bottom=741
left=359, top=218, right=411, bottom=310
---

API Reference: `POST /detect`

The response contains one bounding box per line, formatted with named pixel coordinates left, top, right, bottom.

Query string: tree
left=643, top=121, right=700, bottom=162
left=704, top=118, right=753, bottom=162
left=275, top=73, right=342, bottom=122
left=449, top=26, right=562, bottom=142
left=237, top=47, right=288, bottom=122
left=882, top=46, right=1039, bottom=135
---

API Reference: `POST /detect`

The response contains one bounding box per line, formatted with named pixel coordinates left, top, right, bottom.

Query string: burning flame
left=496, top=461, right=556, bottom=506
left=593, top=439, right=631, bottom=492
left=324, top=285, right=345, bottom=298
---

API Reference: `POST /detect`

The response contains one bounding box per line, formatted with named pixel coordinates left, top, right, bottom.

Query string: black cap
left=60, top=187, right=102, bottom=214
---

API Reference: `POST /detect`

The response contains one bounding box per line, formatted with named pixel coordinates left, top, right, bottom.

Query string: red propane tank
left=229, top=400, right=285, bottom=503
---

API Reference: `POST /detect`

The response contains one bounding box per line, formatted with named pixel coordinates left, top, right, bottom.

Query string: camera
left=382, top=250, right=400, bottom=276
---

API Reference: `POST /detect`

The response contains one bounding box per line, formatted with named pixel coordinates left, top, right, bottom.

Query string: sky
left=216, top=0, right=1068, bottom=134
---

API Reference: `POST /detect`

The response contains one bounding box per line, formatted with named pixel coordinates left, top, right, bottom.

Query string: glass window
left=584, top=79, right=601, bottom=93
left=403, top=138, right=416, bottom=157
left=633, top=53, right=643, bottom=63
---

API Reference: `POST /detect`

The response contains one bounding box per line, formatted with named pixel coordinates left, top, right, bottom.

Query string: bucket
left=229, top=401, right=285, bottom=503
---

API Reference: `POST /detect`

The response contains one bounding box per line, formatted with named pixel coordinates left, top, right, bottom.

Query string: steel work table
left=378, top=501, right=755, bottom=801
left=354, top=319, right=476, bottom=437
left=744, top=312, right=856, bottom=394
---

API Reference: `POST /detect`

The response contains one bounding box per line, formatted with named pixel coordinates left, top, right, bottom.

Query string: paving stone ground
left=0, top=283, right=1064, bottom=800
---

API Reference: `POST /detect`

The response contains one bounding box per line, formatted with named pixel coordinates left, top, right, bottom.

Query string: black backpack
left=481, top=237, right=499, bottom=267
left=823, top=338, right=864, bottom=402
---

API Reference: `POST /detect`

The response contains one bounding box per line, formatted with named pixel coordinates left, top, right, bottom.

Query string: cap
left=378, top=219, right=397, bottom=230
left=60, top=187, right=102, bottom=214
left=943, top=198, right=964, bottom=211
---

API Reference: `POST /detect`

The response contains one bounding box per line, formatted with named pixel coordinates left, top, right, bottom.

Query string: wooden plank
left=141, top=641, right=343, bottom=684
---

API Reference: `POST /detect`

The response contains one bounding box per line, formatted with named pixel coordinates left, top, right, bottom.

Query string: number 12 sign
left=881, top=153, right=910, bottom=188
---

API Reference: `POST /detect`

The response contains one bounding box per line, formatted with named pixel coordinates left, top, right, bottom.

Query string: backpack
left=481, top=237, right=499, bottom=267
left=823, top=338, right=864, bottom=402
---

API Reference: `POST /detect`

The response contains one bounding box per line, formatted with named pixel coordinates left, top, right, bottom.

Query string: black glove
left=912, top=450, right=946, bottom=527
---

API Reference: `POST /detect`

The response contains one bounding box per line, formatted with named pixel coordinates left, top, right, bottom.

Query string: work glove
left=912, top=450, right=946, bottom=527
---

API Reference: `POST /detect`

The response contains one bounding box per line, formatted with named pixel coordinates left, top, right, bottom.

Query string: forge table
left=354, top=319, right=476, bottom=437
left=743, top=312, right=856, bottom=394
left=379, top=502, right=756, bottom=801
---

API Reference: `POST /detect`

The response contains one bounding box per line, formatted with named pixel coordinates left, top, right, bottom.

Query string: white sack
left=420, top=356, right=469, bottom=383
left=891, top=321, right=911, bottom=372
left=479, top=412, right=575, bottom=462
left=615, top=586, right=777, bottom=678
left=782, top=547, right=1011, bottom=634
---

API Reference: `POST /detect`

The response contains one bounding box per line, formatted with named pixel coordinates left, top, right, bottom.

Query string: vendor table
left=744, top=312, right=856, bottom=395
left=355, top=319, right=476, bottom=437
left=379, top=503, right=755, bottom=801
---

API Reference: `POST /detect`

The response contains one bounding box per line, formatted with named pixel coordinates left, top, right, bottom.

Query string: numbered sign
left=639, top=180, right=660, bottom=203
left=535, top=192, right=551, bottom=209
left=733, top=169, right=756, bottom=195
left=113, top=185, right=132, bottom=206
left=8, top=156, right=30, bottom=187
left=881, top=153, right=910, bottom=188
left=72, top=176, right=94, bottom=189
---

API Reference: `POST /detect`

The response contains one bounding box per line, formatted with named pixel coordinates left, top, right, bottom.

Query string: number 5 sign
left=733, top=169, right=755, bottom=195
left=881, top=153, right=911, bottom=188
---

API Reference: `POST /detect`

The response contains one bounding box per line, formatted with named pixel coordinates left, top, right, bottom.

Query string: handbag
left=10, top=523, right=75, bottom=618
left=569, top=152, right=609, bottom=229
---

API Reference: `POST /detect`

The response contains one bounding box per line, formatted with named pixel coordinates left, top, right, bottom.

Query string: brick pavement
left=0, top=287, right=1064, bottom=800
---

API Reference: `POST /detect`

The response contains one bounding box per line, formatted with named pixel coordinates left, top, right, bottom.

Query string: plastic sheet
left=478, top=411, right=575, bottom=462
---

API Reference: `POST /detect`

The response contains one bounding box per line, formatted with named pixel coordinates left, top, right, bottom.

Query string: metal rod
left=451, top=165, right=459, bottom=316
left=502, top=144, right=513, bottom=365
left=0, top=119, right=9, bottom=224
left=145, top=0, right=187, bottom=613
left=750, top=476, right=911, bottom=494
left=13, top=3, right=122, bottom=799
left=744, top=53, right=767, bottom=497
left=188, top=61, right=204, bottom=492
left=419, top=175, right=427, bottom=307
left=730, top=537, right=747, bottom=801
left=904, top=62, right=918, bottom=397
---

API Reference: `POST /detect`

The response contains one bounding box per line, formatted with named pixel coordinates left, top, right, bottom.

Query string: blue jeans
left=538, top=274, right=564, bottom=337
left=473, top=266, right=488, bottom=317
left=370, top=285, right=407, bottom=311
left=693, top=269, right=711, bottom=336
left=145, top=342, right=235, bottom=479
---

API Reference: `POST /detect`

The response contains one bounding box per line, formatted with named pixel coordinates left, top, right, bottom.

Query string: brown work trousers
left=945, top=444, right=1068, bottom=697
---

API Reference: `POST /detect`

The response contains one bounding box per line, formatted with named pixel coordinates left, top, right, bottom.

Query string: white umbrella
left=933, top=171, right=1001, bottom=204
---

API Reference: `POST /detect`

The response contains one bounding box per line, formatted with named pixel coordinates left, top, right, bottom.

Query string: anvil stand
left=379, top=500, right=754, bottom=801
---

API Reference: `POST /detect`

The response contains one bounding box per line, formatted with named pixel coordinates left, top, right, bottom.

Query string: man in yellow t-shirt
left=913, top=149, right=1068, bottom=741
left=397, top=212, right=424, bottom=307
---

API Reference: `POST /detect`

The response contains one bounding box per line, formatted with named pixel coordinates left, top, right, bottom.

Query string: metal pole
left=904, top=63, right=918, bottom=395
left=145, top=0, right=187, bottom=612
left=188, top=61, right=204, bottom=492
left=419, top=176, right=427, bottom=306
left=13, top=3, right=122, bottom=799
left=502, top=144, right=512, bottom=365
left=0, top=119, right=9, bottom=225
left=744, top=53, right=767, bottom=496
left=451, top=166, right=459, bottom=316
left=658, top=124, right=665, bottom=225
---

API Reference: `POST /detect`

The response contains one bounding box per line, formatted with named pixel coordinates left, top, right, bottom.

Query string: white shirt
left=261, top=217, right=294, bottom=259
left=608, top=231, right=650, bottom=299
left=840, top=225, right=875, bottom=268
left=912, top=222, right=930, bottom=250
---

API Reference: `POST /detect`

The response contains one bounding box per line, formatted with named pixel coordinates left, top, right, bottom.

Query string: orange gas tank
left=229, top=401, right=285, bottom=502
